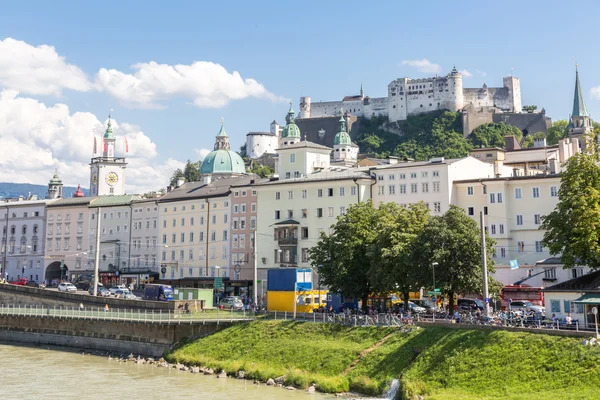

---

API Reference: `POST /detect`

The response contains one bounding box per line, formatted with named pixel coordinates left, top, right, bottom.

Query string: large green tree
left=412, top=205, right=496, bottom=312
left=369, top=202, right=430, bottom=311
left=169, top=160, right=202, bottom=186
left=250, top=162, right=274, bottom=178
left=308, top=201, right=379, bottom=311
left=541, top=146, right=600, bottom=269
left=546, top=120, right=569, bottom=146
left=468, top=122, right=523, bottom=149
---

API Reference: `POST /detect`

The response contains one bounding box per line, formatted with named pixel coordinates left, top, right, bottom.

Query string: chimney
left=533, top=137, right=547, bottom=148
left=387, top=156, right=398, bottom=165
left=549, top=159, right=559, bottom=174
left=512, top=168, right=520, bottom=177
left=494, top=160, right=504, bottom=177
left=504, top=135, right=521, bottom=151
left=166, top=185, right=173, bottom=193
left=176, top=178, right=185, bottom=188
left=204, top=175, right=212, bottom=185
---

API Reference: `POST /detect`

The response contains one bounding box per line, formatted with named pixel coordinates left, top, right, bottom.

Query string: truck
left=142, top=284, right=174, bottom=301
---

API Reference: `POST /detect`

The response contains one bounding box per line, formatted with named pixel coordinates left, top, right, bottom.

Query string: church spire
left=214, top=118, right=231, bottom=150
left=360, top=83, right=364, bottom=98
left=104, top=109, right=115, bottom=140
left=572, top=65, right=589, bottom=117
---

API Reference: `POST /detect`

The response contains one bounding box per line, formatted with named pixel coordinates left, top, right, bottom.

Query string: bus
left=500, top=285, right=543, bottom=310
left=142, top=284, right=174, bottom=301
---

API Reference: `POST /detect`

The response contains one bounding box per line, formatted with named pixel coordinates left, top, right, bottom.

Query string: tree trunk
left=403, top=291, right=410, bottom=313
left=448, top=291, right=455, bottom=314
left=361, top=294, right=369, bottom=313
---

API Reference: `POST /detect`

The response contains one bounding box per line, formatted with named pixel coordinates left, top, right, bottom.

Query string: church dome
left=281, top=102, right=301, bottom=139
left=73, top=184, right=84, bottom=198
left=333, top=113, right=352, bottom=145
left=200, top=121, right=246, bottom=175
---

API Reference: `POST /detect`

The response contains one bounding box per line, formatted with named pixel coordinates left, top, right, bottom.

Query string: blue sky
left=0, top=0, right=599, bottom=190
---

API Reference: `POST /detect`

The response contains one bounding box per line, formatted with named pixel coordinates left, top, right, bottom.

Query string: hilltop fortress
left=298, top=67, right=522, bottom=122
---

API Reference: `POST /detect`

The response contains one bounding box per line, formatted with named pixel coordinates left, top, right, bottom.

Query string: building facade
left=44, top=197, right=93, bottom=283
left=1, top=198, right=54, bottom=282
left=129, top=198, right=160, bottom=282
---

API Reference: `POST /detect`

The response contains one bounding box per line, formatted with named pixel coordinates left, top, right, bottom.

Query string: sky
left=0, top=0, right=599, bottom=193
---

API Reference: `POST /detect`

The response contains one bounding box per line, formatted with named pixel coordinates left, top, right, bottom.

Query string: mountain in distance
left=0, top=182, right=89, bottom=200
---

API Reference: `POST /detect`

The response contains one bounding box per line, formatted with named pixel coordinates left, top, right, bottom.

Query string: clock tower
left=90, top=112, right=127, bottom=196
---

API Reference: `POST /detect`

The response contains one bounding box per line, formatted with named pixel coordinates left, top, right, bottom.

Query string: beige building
left=157, top=176, right=253, bottom=295
left=454, top=174, right=590, bottom=288
left=44, top=197, right=94, bottom=283
left=130, top=198, right=160, bottom=281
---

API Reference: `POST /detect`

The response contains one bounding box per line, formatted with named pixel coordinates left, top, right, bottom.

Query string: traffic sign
left=592, top=307, right=598, bottom=316
left=434, top=288, right=441, bottom=293
left=431, top=296, right=436, bottom=302
left=484, top=298, right=490, bottom=304
left=214, top=277, right=223, bottom=289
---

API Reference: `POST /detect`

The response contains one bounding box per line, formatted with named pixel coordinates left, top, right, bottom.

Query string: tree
left=541, top=145, right=600, bottom=269
left=546, top=120, right=569, bottom=146
left=412, top=205, right=496, bottom=313
left=369, top=202, right=430, bottom=311
left=468, top=122, right=523, bottom=149
left=239, top=143, right=247, bottom=158
left=169, top=160, right=202, bottom=186
left=522, top=105, right=538, bottom=113
left=309, top=201, right=379, bottom=311
left=250, top=162, right=274, bottom=178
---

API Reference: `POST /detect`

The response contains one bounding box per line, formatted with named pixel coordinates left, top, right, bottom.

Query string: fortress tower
left=447, top=66, right=464, bottom=111
left=299, top=96, right=311, bottom=119
left=503, top=75, right=522, bottom=112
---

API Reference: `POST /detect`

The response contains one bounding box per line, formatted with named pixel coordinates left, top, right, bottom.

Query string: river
left=0, top=343, right=337, bottom=400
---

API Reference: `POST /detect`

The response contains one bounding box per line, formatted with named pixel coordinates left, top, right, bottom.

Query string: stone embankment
left=94, top=350, right=319, bottom=394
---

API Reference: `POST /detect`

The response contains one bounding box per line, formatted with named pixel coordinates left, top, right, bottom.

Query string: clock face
left=105, top=172, right=119, bottom=186
left=91, top=174, right=98, bottom=185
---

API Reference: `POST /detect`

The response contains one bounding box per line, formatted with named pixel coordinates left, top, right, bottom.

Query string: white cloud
left=591, top=86, right=600, bottom=100
left=195, top=148, right=212, bottom=161
left=0, top=38, right=91, bottom=96
left=0, top=90, right=182, bottom=193
left=476, top=70, right=487, bottom=77
left=95, top=61, right=285, bottom=109
left=401, top=59, right=441, bottom=74
left=460, top=69, right=473, bottom=78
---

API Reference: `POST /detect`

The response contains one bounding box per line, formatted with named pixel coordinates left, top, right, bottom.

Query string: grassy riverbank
left=166, top=321, right=600, bottom=399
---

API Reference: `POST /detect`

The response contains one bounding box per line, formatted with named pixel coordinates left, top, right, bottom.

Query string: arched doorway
left=45, top=261, right=68, bottom=284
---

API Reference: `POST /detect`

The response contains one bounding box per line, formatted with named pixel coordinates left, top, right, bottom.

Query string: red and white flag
left=125, top=137, right=129, bottom=153
left=103, top=139, right=107, bottom=153
left=93, top=137, right=97, bottom=154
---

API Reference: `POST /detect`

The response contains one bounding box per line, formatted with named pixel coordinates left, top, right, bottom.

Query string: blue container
left=267, top=268, right=313, bottom=291
left=327, top=293, right=359, bottom=312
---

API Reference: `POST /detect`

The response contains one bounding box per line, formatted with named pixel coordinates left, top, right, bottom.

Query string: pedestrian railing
left=0, top=304, right=255, bottom=324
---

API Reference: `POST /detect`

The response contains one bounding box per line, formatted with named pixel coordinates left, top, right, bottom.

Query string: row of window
left=48, top=212, right=82, bottom=221
left=133, top=220, right=157, bottom=230
left=274, top=248, right=310, bottom=263
left=466, top=185, right=558, bottom=199
left=47, top=223, right=83, bottom=236
left=274, top=206, right=347, bottom=220
left=133, top=207, right=158, bottom=213
left=162, top=267, right=237, bottom=280
left=131, top=238, right=157, bottom=250
left=550, top=299, right=584, bottom=314
left=379, top=171, right=440, bottom=181
left=101, top=226, right=128, bottom=235
left=161, top=247, right=228, bottom=262
left=45, top=237, right=83, bottom=251
left=163, top=201, right=227, bottom=213
left=233, top=190, right=256, bottom=197
left=162, top=230, right=229, bottom=244
left=0, top=211, right=41, bottom=219
left=275, top=187, right=357, bottom=200
left=2, top=240, right=39, bottom=254
left=3, top=224, right=40, bottom=236
left=377, top=182, right=441, bottom=195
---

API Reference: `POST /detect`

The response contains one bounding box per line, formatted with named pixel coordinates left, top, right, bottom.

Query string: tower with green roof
left=200, top=120, right=246, bottom=176
left=280, top=102, right=301, bottom=146
left=332, top=109, right=358, bottom=163
left=46, top=170, right=64, bottom=199
left=90, top=110, right=128, bottom=196
left=568, top=65, right=592, bottom=142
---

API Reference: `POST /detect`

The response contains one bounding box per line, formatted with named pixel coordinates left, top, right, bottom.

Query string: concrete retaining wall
left=0, top=284, right=194, bottom=311
left=0, top=314, right=233, bottom=356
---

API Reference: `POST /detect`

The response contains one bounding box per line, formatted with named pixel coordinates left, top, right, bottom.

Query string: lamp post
left=432, top=262, right=438, bottom=322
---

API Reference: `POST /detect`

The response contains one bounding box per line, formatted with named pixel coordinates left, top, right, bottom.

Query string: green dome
left=282, top=102, right=301, bottom=139
left=334, top=131, right=352, bottom=145
left=200, top=149, right=246, bottom=175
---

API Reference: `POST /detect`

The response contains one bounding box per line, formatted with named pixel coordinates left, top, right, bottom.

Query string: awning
left=273, top=219, right=300, bottom=226
left=573, top=294, right=600, bottom=304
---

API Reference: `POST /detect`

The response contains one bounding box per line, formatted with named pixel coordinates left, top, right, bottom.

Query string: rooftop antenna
left=510, top=67, right=514, bottom=77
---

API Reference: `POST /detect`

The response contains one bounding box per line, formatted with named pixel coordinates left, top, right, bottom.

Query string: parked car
left=58, top=282, right=77, bottom=293
left=25, top=280, right=39, bottom=288
left=108, top=285, right=126, bottom=295
left=142, top=284, right=174, bottom=301
left=88, top=286, right=110, bottom=297
left=398, top=301, right=427, bottom=314
left=509, top=300, right=545, bottom=314
left=412, top=299, right=440, bottom=313
left=113, top=289, right=137, bottom=299
left=10, top=278, right=28, bottom=286
left=458, top=298, right=485, bottom=311
left=220, top=296, right=244, bottom=310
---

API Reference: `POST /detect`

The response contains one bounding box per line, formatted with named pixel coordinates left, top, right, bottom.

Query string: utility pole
left=480, top=211, right=490, bottom=316
left=93, top=207, right=101, bottom=296
left=253, top=235, right=258, bottom=307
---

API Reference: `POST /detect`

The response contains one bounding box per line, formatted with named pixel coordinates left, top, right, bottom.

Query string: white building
left=0, top=197, right=55, bottom=282
left=371, top=157, right=509, bottom=215
left=245, top=120, right=280, bottom=159
left=298, top=68, right=521, bottom=123
left=130, top=198, right=160, bottom=282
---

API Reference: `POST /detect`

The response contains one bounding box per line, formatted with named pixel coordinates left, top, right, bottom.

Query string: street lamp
left=432, top=262, right=438, bottom=322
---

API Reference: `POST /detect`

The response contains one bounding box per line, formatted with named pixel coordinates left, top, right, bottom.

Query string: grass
left=165, top=321, right=600, bottom=399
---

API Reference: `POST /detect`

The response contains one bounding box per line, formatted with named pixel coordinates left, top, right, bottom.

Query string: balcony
left=278, top=237, right=298, bottom=246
